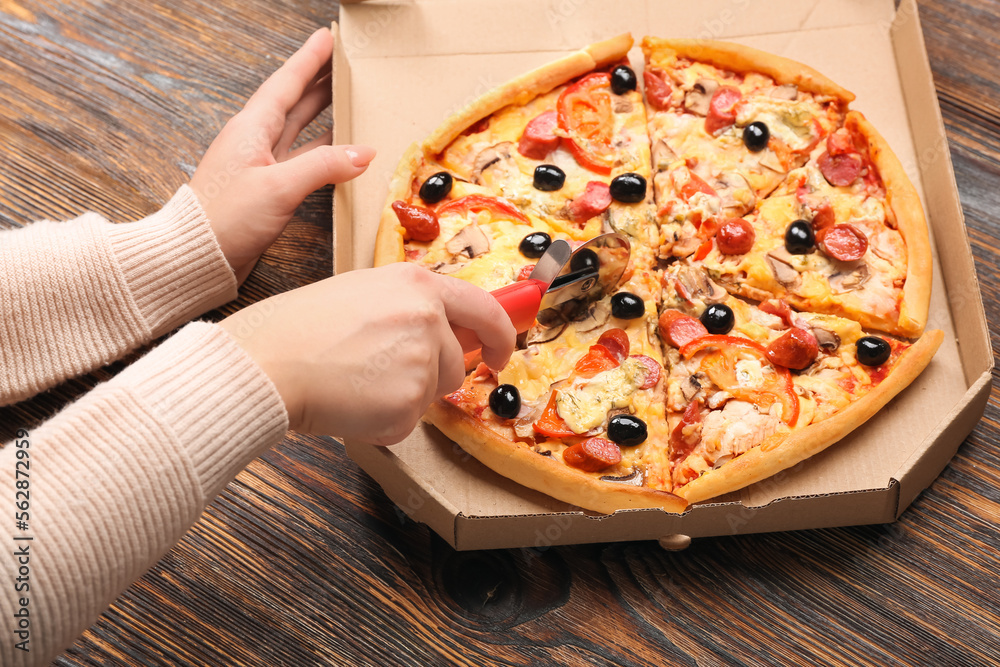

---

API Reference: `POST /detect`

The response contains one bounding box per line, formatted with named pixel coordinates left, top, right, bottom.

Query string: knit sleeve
left=0, top=321, right=288, bottom=666
left=0, top=186, right=237, bottom=406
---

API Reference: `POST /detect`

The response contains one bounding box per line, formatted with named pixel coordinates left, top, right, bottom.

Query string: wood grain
left=0, top=0, right=997, bottom=665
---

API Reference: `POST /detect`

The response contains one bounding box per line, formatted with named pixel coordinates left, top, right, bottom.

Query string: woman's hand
left=220, top=264, right=516, bottom=445
left=191, top=28, right=373, bottom=284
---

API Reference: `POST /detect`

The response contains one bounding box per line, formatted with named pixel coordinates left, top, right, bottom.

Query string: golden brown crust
left=677, top=330, right=944, bottom=504
left=424, top=401, right=689, bottom=515
left=641, top=37, right=855, bottom=103
left=373, top=142, right=421, bottom=267
left=847, top=111, right=931, bottom=338
left=423, top=33, right=634, bottom=156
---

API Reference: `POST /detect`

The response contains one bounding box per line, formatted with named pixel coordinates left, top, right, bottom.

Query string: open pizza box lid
left=331, top=0, right=992, bottom=550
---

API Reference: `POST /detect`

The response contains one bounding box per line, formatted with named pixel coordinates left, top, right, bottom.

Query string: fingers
left=286, top=129, right=333, bottom=160
left=273, top=72, right=333, bottom=158
left=435, top=320, right=468, bottom=398
left=435, top=276, right=517, bottom=371
left=266, top=144, right=375, bottom=201
left=244, top=28, right=333, bottom=141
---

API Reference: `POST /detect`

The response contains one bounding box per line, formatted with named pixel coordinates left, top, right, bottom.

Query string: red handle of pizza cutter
left=490, top=279, right=549, bottom=334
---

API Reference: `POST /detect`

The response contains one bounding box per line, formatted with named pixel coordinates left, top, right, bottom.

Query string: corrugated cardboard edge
left=332, top=21, right=352, bottom=276
left=886, top=0, right=994, bottom=514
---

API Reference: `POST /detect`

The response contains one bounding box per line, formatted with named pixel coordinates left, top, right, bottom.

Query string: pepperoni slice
left=644, top=69, right=672, bottom=111
left=715, top=218, right=756, bottom=255
left=518, top=110, right=560, bottom=160
left=563, top=437, right=622, bottom=472
left=765, top=327, right=820, bottom=370
left=597, top=328, right=630, bottom=362
left=705, top=86, right=742, bottom=135
left=818, top=151, right=863, bottom=186
left=630, top=354, right=662, bottom=389
left=658, top=310, right=708, bottom=349
left=567, top=181, right=613, bottom=224
left=759, top=299, right=795, bottom=329
left=811, top=201, right=836, bottom=231
left=818, top=224, right=868, bottom=262
left=826, top=128, right=855, bottom=156
left=392, top=201, right=440, bottom=242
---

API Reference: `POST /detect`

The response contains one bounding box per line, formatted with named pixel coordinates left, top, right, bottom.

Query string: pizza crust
left=424, top=401, right=689, bottom=515
left=642, top=37, right=855, bottom=103
left=373, top=142, right=421, bottom=267
left=676, top=329, right=944, bottom=505
left=847, top=111, right=932, bottom=338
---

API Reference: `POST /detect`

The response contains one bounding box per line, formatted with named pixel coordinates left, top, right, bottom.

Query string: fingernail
left=345, top=144, right=376, bottom=167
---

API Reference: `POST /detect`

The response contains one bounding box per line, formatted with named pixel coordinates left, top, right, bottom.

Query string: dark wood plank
left=0, top=0, right=997, bottom=665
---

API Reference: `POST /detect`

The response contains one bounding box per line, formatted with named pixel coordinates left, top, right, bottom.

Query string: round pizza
left=373, top=34, right=943, bottom=514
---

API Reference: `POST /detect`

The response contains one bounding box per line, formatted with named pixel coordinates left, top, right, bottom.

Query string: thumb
left=269, top=144, right=376, bottom=201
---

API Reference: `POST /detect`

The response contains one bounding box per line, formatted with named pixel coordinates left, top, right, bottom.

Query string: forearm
left=0, top=186, right=237, bottom=406
left=0, top=322, right=287, bottom=666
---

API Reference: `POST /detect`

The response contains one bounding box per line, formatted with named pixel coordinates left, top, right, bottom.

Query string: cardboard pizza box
left=331, top=0, right=992, bottom=550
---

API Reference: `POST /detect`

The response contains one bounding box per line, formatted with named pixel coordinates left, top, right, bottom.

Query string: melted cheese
left=556, top=358, right=646, bottom=433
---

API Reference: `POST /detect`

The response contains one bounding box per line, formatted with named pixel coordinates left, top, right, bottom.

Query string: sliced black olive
left=609, top=173, right=647, bottom=203
left=856, top=336, right=891, bottom=366
left=743, top=121, right=770, bottom=152
left=569, top=247, right=599, bottom=273
left=518, top=232, right=552, bottom=259
left=611, top=292, right=644, bottom=319
left=785, top=219, right=815, bottom=255
left=610, top=65, right=638, bottom=95
left=700, top=303, right=735, bottom=334
left=489, top=384, right=521, bottom=420
left=419, top=171, right=453, bottom=204
left=533, top=164, right=566, bottom=191
left=608, top=415, right=647, bottom=447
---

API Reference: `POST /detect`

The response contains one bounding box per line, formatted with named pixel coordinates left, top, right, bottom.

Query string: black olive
left=569, top=247, right=599, bottom=273
left=785, top=219, right=815, bottom=255
left=609, top=173, right=647, bottom=203
left=856, top=336, right=891, bottom=366
left=611, top=292, right=645, bottom=319
left=743, top=121, right=770, bottom=152
left=533, top=164, right=566, bottom=191
left=518, top=232, right=552, bottom=259
left=700, top=304, right=735, bottom=334
left=489, top=384, right=521, bottom=420
left=608, top=414, right=647, bottom=447
left=418, top=171, right=453, bottom=204
left=610, top=65, right=638, bottom=95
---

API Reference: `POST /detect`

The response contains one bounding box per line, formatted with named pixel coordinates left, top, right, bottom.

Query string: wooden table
left=2, top=1, right=998, bottom=664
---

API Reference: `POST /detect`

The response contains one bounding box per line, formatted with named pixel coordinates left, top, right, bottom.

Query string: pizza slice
left=640, top=37, right=853, bottom=260
left=655, top=264, right=943, bottom=504
left=697, top=111, right=931, bottom=337
left=375, top=34, right=661, bottom=272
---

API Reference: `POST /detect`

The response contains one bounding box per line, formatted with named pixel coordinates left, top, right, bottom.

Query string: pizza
left=373, top=34, right=943, bottom=514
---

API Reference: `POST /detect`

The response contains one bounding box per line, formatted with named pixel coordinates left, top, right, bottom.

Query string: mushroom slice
left=471, top=141, right=514, bottom=183
left=600, top=469, right=644, bottom=486
left=713, top=454, right=734, bottom=469
left=680, top=373, right=703, bottom=402
left=812, top=327, right=841, bottom=351
left=445, top=223, right=491, bottom=258
left=714, top=172, right=756, bottom=216
left=574, top=299, right=612, bottom=332
left=765, top=250, right=802, bottom=288
left=652, top=138, right=678, bottom=171
left=758, top=150, right=785, bottom=174
left=829, top=263, right=870, bottom=294
left=613, top=97, right=634, bottom=113
left=676, top=265, right=729, bottom=304
left=684, top=78, right=719, bottom=116
left=526, top=321, right=567, bottom=345
left=769, top=84, right=799, bottom=101
left=432, top=261, right=466, bottom=275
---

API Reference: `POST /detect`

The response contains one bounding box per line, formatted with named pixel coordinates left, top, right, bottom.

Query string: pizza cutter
left=490, top=232, right=631, bottom=333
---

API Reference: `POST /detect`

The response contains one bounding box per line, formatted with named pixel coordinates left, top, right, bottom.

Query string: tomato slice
left=679, top=170, right=717, bottom=202
left=573, top=344, right=620, bottom=379
left=557, top=73, right=616, bottom=175
left=669, top=398, right=705, bottom=464
left=437, top=195, right=529, bottom=224
left=533, top=392, right=576, bottom=438
left=680, top=335, right=799, bottom=426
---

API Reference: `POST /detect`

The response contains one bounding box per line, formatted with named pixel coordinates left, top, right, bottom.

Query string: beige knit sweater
left=0, top=186, right=289, bottom=666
